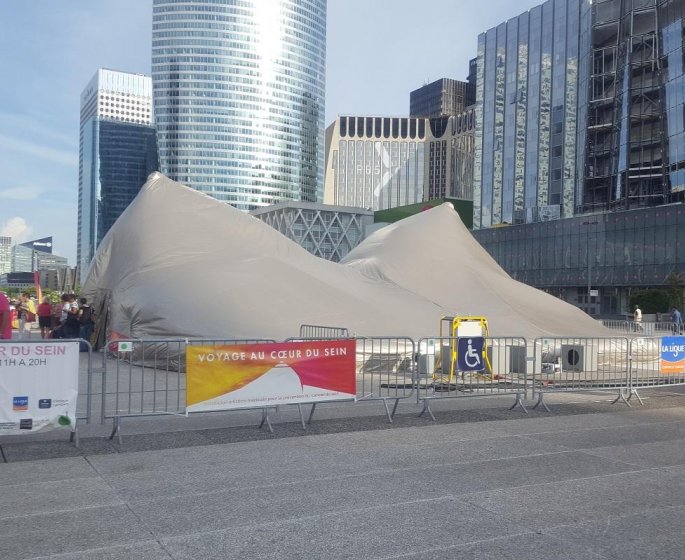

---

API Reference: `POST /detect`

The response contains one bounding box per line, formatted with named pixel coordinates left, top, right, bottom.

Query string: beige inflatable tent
left=82, top=173, right=609, bottom=341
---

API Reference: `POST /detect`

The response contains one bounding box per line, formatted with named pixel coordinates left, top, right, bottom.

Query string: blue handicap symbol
left=457, top=337, right=485, bottom=372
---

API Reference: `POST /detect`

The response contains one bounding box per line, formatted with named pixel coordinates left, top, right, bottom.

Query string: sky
left=0, top=0, right=542, bottom=266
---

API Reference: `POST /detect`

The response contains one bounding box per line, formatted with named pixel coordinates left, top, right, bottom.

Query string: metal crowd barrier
left=601, top=320, right=631, bottom=332
left=628, top=337, right=685, bottom=402
left=600, top=321, right=679, bottom=336
left=532, top=337, right=631, bottom=411
left=299, top=324, right=350, bottom=338
left=103, top=338, right=274, bottom=442
left=355, top=336, right=416, bottom=422
left=415, top=336, right=529, bottom=420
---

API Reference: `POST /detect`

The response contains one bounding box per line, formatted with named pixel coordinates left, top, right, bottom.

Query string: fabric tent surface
left=83, top=173, right=608, bottom=341
left=341, top=203, right=609, bottom=338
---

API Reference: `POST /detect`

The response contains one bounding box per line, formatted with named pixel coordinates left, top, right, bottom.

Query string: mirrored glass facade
left=474, top=204, right=685, bottom=315
left=474, top=0, right=585, bottom=229
left=152, top=0, right=326, bottom=209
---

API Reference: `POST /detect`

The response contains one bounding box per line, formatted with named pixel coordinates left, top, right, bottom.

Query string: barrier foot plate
left=532, top=392, right=551, bottom=413
left=418, top=400, right=436, bottom=422
left=259, top=408, right=274, bottom=433
left=510, top=392, right=528, bottom=413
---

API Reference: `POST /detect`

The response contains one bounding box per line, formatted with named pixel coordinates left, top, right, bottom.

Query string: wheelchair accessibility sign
left=457, top=337, right=485, bottom=372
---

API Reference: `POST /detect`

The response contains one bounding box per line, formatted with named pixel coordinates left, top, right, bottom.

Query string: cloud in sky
left=0, top=186, right=45, bottom=201
left=1, top=217, right=33, bottom=243
left=0, top=134, right=78, bottom=167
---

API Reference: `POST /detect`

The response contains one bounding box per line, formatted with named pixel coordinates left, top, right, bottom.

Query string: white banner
left=0, top=341, right=80, bottom=434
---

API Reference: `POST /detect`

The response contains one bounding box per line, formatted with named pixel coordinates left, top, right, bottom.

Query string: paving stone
left=392, top=533, right=606, bottom=560
left=0, top=477, right=123, bottom=519
left=458, top=467, right=685, bottom=530
left=0, top=457, right=97, bottom=486
left=160, top=496, right=528, bottom=560
left=29, top=541, right=173, bottom=560
left=547, top=505, right=685, bottom=560
left=584, top=439, right=685, bottom=468
left=0, top=505, right=154, bottom=560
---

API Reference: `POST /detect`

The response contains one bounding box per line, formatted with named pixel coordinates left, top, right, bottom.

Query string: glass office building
left=410, top=79, right=473, bottom=119
left=324, top=113, right=475, bottom=210
left=77, top=69, right=159, bottom=283
left=475, top=0, right=685, bottom=229
left=152, top=0, right=326, bottom=209
left=474, top=0, right=586, bottom=229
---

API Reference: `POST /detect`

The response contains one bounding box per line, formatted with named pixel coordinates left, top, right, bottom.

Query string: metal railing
left=532, top=337, right=631, bottom=411
left=103, top=337, right=274, bottom=442
left=415, top=336, right=529, bottom=420
left=355, top=336, right=416, bottom=422
left=299, top=324, right=350, bottom=338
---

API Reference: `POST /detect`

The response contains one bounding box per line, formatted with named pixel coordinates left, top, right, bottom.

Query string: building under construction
left=474, top=0, right=685, bottom=227
left=582, top=0, right=685, bottom=212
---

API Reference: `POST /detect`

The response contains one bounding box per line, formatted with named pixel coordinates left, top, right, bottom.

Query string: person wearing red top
left=0, top=292, right=12, bottom=340
left=37, top=297, right=53, bottom=339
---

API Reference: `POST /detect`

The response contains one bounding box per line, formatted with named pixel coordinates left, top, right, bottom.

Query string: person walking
left=37, top=297, right=53, bottom=339
left=16, top=292, right=31, bottom=339
left=634, top=305, right=643, bottom=332
left=673, top=307, right=683, bottom=335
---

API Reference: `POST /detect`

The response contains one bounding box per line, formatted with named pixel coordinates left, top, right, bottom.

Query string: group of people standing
left=50, top=294, right=95, bottom=344
left=0, top=291, right=95, bottom=344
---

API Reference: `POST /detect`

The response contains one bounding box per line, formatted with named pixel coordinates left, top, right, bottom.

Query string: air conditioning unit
left=561, top=344, right=598, bottom=372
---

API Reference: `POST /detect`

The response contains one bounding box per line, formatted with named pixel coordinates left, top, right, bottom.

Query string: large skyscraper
left=474, top=0, right=685, bottom=229
left=77, top=69, right=159, bottom=282
left=152, top=0, right=327, bottom=209
left=474, top=0, right=585, bottom=229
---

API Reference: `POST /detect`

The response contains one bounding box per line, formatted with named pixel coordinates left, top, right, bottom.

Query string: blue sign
left=457, top=337, right=485, bottom=372
left=660, top=336, right=685, bottom=374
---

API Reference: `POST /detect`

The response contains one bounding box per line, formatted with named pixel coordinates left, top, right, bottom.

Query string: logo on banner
left=19, top=419, right=33, bottom=430
left=457, top=337, right=485, bottom=372
left=12, top=396, right=28, bottom=411
left=38, top=399, right=52, bottom=409
left=661, top=336, right=685, bottom=374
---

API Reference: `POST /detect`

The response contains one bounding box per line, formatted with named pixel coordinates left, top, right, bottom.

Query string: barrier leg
left=418, top=398, right=436, bottom=421
left=390, top=398, right=400, bottom=419
left=259, top=408, right=273, bottom=433
left=297, top=404, right=308, bottom=431
left=382, top=399, right=393, bottom=423
left=626, top=389, right=644, bottom=405
left=108, top=416, right=122, bottom=445
left=532, top=391, right=551, bottom=413
left=510, top=392, right=528, bottom=413
left=611, top=388, right=631, bottom=407
left=307, top=403, right=317, bottom=425
left=70, top=426, right=80, bottom=448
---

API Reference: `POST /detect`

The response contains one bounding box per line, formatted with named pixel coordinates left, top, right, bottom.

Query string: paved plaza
left=1, top=388, right=685, bottom=559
